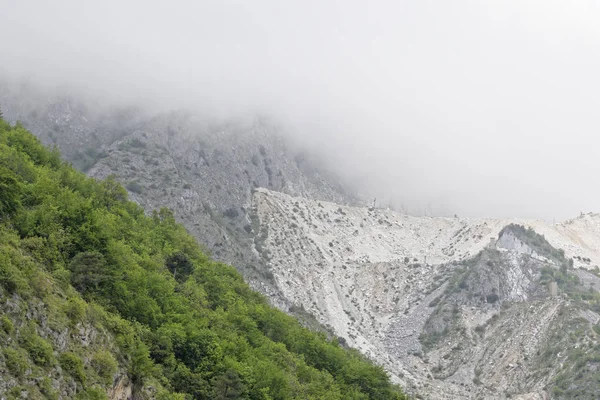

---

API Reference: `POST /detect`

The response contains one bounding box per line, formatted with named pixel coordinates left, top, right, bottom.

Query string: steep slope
left=415, top=227, right=600, bottom=399
left=252, top=188, right=600, bottom=398
left=86, top=113, right=352, bottom=303
left=0, top=83, right=356, bottom=305
left=0, top=118, right=406, bottom=399
left=0, top=233, right=141, bottom=400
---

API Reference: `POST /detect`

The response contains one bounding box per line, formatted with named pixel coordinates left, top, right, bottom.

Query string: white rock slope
left=252, top=188, right=600, bottom=398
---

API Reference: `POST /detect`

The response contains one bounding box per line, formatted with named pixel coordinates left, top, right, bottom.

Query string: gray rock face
left=497, top=231, right=537, bottom=255
left=0, top=292, right=131, bottom=400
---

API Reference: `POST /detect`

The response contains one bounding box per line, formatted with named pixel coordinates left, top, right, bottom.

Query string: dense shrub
left=1, top=315, right=14, bottom=334
left=64, top=297, right=88, bottom=324
left=59, top=352, right=86, bottom=384
left=21, top=331, right=54, bottom=366
left=75, top=386, right=109, bottom=400
left=91, top=351, right=118, bottom=384
left=3, top=348, right=29, bottom=377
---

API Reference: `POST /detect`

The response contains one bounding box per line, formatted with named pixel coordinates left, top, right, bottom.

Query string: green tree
left=0, top=166, right=21, bottom=216
left=166, top=252, right=195, bottom=282
left=211, top=369, right=246, bottom=399
left=68, top=251, right=113, bottom=294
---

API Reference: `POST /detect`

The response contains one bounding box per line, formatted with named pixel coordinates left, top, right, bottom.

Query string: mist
left=2, top=0, right=600, bottom=220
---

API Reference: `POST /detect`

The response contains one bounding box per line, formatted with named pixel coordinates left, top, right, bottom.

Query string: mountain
left=0, top=81, right=356, bottom=308
left=4, top=83, right=600, bottom=399
left=0, top=117, right=406, bottom=399
left=251, top=188, right=600, bottom=399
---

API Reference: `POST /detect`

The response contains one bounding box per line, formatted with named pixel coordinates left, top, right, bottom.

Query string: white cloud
left=1, top=0, right=600, bottom=219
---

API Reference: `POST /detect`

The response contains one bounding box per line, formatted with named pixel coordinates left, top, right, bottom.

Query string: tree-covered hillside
left=0, top=117, right=407, bottom=399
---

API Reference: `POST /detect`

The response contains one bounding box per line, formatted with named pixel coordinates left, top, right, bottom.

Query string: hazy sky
left=2, top=1, right=600, bottom=220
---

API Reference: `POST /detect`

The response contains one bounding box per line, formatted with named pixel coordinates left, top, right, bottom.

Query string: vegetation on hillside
left=0, top=117, right=407, bottom=399
left=498, top=224, right=572, bottom=267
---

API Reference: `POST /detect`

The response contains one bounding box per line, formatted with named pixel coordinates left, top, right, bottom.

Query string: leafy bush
left=59, top=352, right=86, bottom=384
left=52, top=267, right=72, bottom=288
left=38, top=376, right=59, bottom=399
left=3, top=347, right=29, bottom=377
left=75, top=386, right=109, bottom=400
left=91, top=351, right=118, bottom=384
left=0, top=254, right=28, bottom=295
left=1, top=315, right=14, bottom=334
left=64, top=297, right=87, bottom=324
left=21, top=331, right=54, bottom=366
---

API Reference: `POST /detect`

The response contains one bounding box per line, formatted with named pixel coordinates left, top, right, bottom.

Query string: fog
left=2, top=1, right=600, bottom=220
